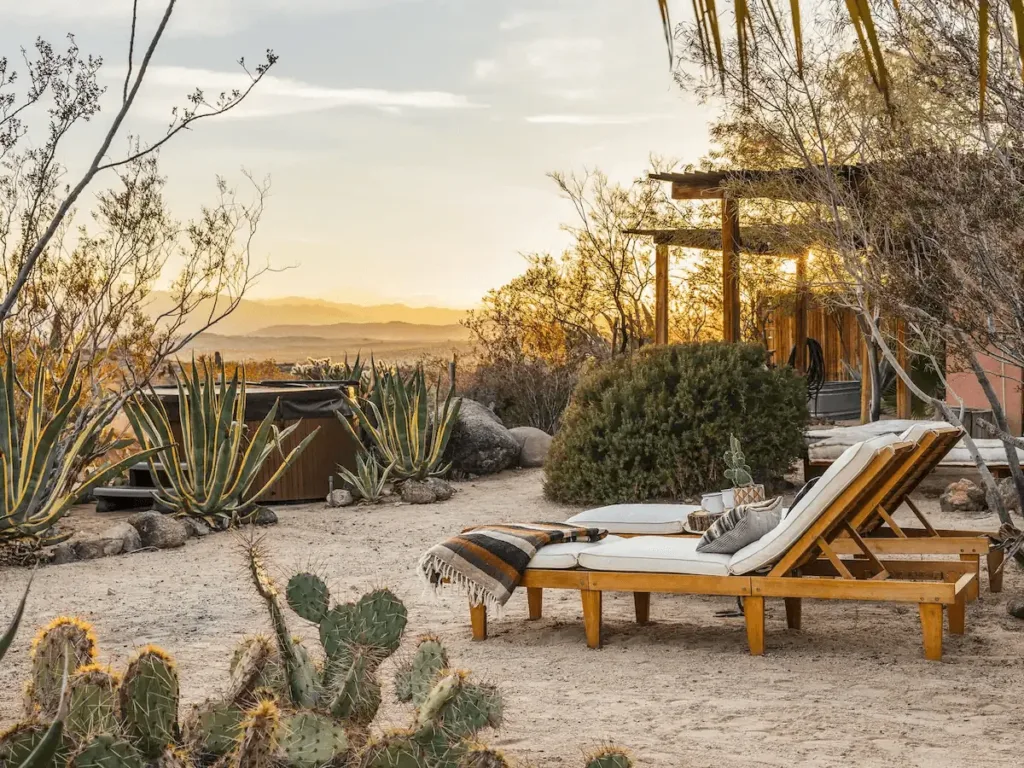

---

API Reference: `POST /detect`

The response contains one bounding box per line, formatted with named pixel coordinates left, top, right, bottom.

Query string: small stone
left=939, top=479, right=988, bottom=514
left=400, top=481, right=438, bottom=505
left=182, top=518, right=211, bottom=538
left=1007, top=597, right=1024, bottom=620
left=249, top=506, right=278, bottom=526
left=424, top=477, right=454, bottom=501
left=381, top=482, right=396, bottom=497
left=327, top=489, right=355, bottom=508
left=127, top=511, right=189, bottom=549
left=49, top=542, right=77, bottom=565
left=101, top=522, right=143, bottom=554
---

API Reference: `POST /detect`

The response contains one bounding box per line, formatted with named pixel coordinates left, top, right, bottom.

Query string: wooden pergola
left=641, top=168, right=910, bottom=421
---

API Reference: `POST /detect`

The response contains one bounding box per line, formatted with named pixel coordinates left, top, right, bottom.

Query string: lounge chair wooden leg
left=527, top=588, right=543, bottom=620
left=744, top=596, right=765, bottom=656
left=784, top=597, right=802, bottom=630
left=919, top=603, right=943, bottom=661
left=948, top=597, right=966, bottom=636
left=469, top=602, right=487, bottom=641
left=633, top=592, right=650, bottom=625
left=581, top=589, right=602, bottom=649
left=959, top=554, right=980, bottom=601
left=987, top=547, right=1004, bottom=593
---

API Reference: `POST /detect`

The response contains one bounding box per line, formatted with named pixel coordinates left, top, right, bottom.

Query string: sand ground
left=2, top=469, right=1023, bottom=767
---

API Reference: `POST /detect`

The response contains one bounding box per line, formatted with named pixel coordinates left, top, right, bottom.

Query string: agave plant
left=338, top=365, right=460, bottom=482
left=124, top=360, right=320, bottom=528
left=338, top=452, right=391, bottom=503
left=0, top=354, right=159, bottom=548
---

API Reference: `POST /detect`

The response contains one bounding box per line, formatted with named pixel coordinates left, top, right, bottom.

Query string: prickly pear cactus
left=461, top=745, right=511, bottom=768
left=182, top=699, right=246, bottom=760
left=416, top=671, right=503, bottom=742
left=275, top=712, right=348, bottom=768
left=0, top=721, right=68, bottom=768
left=326, top=648, right=381, bottom=726
left=584, top=747, right=633, bottom=768
left=118, top=647, right=179, bottom=758
left=30, top=617, right=97, bottom=715
left=357, top=729, right=425, bottom=768
left=723, top=434, right=753, bottom=487
left=66, top=665, right=119, bottom=741
left=70, top=734, right=144, bottom=768
left=285, top=573, right=331, bottom=624
left=394, top=636, right=448, bottom=706
left=319, top=589, right=408, bottom=661
left=235, top=699, right=280, bottom=768
left=229, top=635, right=280, bottom=705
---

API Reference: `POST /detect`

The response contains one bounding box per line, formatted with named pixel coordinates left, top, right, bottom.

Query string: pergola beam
left=625, top=226, right=799, bottom=255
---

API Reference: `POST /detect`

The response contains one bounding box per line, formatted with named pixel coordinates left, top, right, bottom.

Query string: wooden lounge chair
left=567, top=425, right=1002, bottom=594
left=466, top=440, right=976, bottom=661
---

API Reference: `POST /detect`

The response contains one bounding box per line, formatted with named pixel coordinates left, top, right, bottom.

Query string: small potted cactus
left=722, top=434, right=764, bottom=508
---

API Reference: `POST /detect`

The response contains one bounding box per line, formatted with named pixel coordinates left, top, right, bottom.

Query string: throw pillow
left=696, top=496, right=784, bottom=554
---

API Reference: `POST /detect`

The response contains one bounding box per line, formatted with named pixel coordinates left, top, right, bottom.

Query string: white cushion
left=526, top=535, right=624, bottom=570
left=565, top=504, right=701, bottom=534
left=576, top=536, right=731, bottom=575
left=898, top=422, right=958, bottom=443
left=728, top=435, right=898, bottom=575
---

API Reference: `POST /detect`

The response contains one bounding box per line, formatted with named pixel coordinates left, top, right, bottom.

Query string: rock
left=381, top=482, right=396, bottom=497
left=509, top=426, right=553, bottom=468
left=998, top=477, right=1022, bottom=512
left=425, top=477, right=454, bottom=502
left=400, top=481, right=438, bottom=505
left=939, top=479, right=988, bottom=514
left=443, top=398, right=520, bottom=476
left=182, top=518, right=211, bottom=538
left=103, top=522, right=142, bottom=553
left=249, top=506, right=278, bottom=526
left=327, top=489, right=355, bottom=508
left=74, top=536, right=123, bottom=560
left=1008, top=597, right=1024, bottom=620
left=127, top=511, right=189, bottom=549
left=50, top=542, right=77, bottom=565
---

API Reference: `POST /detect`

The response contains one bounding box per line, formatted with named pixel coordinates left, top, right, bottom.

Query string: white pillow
left=727, top=434, right=898, bottom=575
left=565, top=504, right=699, bottom=534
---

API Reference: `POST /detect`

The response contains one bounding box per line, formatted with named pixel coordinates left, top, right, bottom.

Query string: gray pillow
left=696, top=496, right=783, bottom=554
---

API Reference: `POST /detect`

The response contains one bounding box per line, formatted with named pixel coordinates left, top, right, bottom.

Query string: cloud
left=498, top=10, right=554, bottom=31
left=474, top=37, right=604, bottom=83
left=524, top=113, right=660, bottom=125
left=114, top=66, right=483, bottom=120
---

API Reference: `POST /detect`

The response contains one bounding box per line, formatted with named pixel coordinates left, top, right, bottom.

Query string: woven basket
left=733, top=484, right=766, bottom=506
left=687, top=509, right=724, bottom=532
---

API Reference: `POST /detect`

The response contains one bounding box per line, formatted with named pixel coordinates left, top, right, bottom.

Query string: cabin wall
left=766, top=300, right=860, bottom=382
left=946, top=353, right=1024, bottom=436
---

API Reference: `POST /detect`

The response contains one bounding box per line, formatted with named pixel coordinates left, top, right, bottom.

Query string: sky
left=0, top=0, right=715, bottom=308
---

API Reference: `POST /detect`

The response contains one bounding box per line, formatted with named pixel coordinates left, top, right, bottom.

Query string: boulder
left=400, top=481, right=438, bottom=505
left=249, top=506, right=278, bottom=526
left=425, top=477, right=454, bottom=502
left=128, top=511, right=189, bottom=549
left=182, top=518, right=211, bottom=538
left=444, top=398, right=519, bottom=475
left=73, top=523, right=142, bottom=560
left=509, top=426, right=553, bottom=468
left=1008, top=597, right=1024, bottom=620
left=998, top=477, right=1022, bottom=512
left=327, top=489, right=355, bottom=508
left=939, top=479, right=988, bottom=514
left=49, top=542, right=77, bottom=565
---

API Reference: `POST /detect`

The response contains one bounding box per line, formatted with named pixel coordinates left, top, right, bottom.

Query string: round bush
left=544, top=343, right=808, bottom=504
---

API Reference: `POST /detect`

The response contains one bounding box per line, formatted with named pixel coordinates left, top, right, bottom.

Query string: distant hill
left=144, top=292, right=468, bottom=336
left=181, top=332, right=472, bottom=364
left=254, top=321, right=469, bottom=341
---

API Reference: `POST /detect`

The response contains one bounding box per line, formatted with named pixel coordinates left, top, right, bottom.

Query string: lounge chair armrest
left=953, top=572, right=976, bottom=598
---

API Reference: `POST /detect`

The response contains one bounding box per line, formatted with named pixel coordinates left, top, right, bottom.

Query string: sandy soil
left=2, top=470, right=1023, bottom=767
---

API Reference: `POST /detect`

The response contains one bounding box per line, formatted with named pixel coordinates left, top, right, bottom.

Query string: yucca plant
left=0, top=354, right=159, bottom=549
left=124, top=360, right=320, bottom=528
left=338, top=452, right=391, bottom=503
left=337, top=365, right=460, bottom=481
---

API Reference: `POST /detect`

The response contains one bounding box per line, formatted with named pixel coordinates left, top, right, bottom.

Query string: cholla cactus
left=290, top=355, right=365, bottom=383
left=723, top=434, right=753, bottom=487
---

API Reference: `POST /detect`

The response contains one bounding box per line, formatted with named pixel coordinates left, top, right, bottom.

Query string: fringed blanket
left=419, top=523, right=606, bottom=611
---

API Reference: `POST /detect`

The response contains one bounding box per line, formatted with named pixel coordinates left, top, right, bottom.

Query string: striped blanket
left=419, top=523, right=606, bottom=611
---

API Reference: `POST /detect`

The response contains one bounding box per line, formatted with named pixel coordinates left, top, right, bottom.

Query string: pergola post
left=655, top=243, right=669, bottom=344
left=860, top=331, right=872, bottom=424
left=794, top=252, right=808, bottom=373
left=896, top=319, right=912, bottom=418
left=721, top=198, right=742, bottom=342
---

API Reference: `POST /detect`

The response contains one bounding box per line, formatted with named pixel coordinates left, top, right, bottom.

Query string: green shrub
left=544, top=343, right=808, bottom=504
